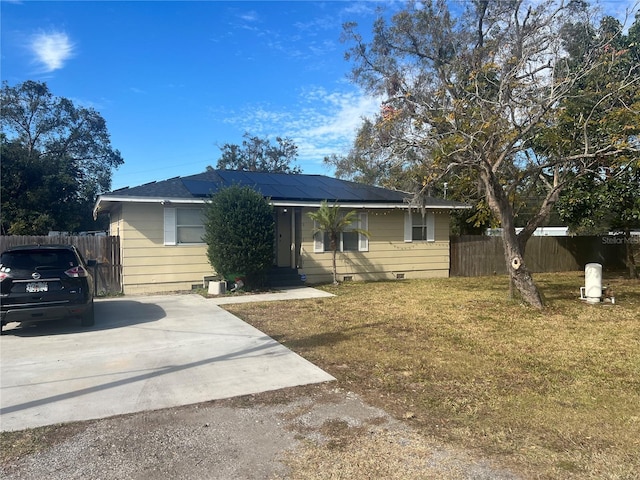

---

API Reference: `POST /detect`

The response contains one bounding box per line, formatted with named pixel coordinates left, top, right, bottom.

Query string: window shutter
left=358, top=213, right=369, bottom=252
left=404, top=210, right=412, bottom=242
left=427, top=212, right=435, bottom=242
left=164, top=208, right=176, bottom=245
left=313, top=220, right=324, bottom=252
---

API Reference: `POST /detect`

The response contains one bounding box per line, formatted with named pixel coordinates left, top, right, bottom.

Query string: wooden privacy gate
left=0, top=235, right=122, bottom=295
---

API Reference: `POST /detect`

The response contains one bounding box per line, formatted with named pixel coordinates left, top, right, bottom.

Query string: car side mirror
left=87, top=259, right=97, bottom=267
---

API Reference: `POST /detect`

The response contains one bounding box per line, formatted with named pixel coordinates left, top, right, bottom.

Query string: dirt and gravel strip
left=1, top=383, right=520, bottom=480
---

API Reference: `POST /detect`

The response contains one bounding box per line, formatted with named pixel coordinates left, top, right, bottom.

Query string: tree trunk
left=624, top=230, right=638, bottom=279
left=501, top=228, right=544, bottom=308
left=331, top=248, right=338, bottom=285
left=481, top=166, right=545, bottom=309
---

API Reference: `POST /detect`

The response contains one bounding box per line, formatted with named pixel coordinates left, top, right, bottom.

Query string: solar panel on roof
left=221, top=170, right=256, bottom=185
left=302, top=185, right=338, bottom=200
left=252, top=184, right=281, bottom=198
left=266, top=185, right=308, bottom=199
left=182, top=179, right=220, bottom=197
left=274, top=174, right=306, bottom=185
left=184, top=170, right=409, bottom=203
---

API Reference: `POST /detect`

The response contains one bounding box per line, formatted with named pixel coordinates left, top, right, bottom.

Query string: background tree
left=541, top=12, right=640, bottom=278
left=340, top=1, right=640, bottom=308
left=1, top=135, right=77, bottom=234
left=216, top=132, right=301, bottom=174
left=204, top=185, right=274, bottom=288
left=1, top=81, right=123, bottom=234
left=307, top=201, right=370, bottom=285
left=556, top=166, right=640, bottom=278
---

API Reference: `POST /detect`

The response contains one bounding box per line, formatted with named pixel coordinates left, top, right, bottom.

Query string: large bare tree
left=341, top=0, right=640, bottom=308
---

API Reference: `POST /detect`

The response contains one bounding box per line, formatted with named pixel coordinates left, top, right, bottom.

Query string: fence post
left=93, top=263, right=98, bottom=297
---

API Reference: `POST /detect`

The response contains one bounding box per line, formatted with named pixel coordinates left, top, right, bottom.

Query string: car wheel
left=81, top=301, right=95, bottom=327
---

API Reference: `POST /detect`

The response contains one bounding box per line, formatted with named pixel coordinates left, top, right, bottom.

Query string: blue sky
left=2, top=1, right=636, bottom=192
left=1, top=1, right=389, bottom=190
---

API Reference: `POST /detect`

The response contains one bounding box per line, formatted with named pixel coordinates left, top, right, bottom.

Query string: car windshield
left=0, top=250, right=78, bottom=271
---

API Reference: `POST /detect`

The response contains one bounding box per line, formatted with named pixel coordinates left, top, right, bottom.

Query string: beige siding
left=299, top=208, right=450, bottom=284
left=119, top=203, right=212, bottom=294
left=114, top=202, right=452, bottom=293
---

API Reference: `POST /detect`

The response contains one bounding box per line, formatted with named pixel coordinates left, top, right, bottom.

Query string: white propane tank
left=584, top=263, right=602, bottom=303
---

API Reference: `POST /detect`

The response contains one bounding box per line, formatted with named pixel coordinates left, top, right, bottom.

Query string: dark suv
left=1, top=245, right=95, bottom=332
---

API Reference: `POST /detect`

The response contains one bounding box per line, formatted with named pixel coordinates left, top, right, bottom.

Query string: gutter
left=94, top=194, right=471, bottom=218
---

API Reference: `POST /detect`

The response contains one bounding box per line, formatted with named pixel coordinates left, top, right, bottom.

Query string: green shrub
left=204, top=185, right=274, bottom=288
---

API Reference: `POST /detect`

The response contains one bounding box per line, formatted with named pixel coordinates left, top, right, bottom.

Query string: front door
left=276, top=208, right=292, bottom=267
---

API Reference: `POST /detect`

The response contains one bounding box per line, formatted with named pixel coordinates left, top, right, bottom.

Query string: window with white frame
left=314, top=212, right=368, bottom=253
left=404, top=210, right=435, bottom=242
left=164, top=207, right=205, bottom=245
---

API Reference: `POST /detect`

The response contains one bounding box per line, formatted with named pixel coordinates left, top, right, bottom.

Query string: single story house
left=93, top=170, right=469, bottom=294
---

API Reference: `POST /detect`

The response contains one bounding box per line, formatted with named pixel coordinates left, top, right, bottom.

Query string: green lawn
left=225, top=272, right=640, bottom=479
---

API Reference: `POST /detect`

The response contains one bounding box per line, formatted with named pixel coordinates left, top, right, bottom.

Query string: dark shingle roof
left=110, top=176, right=191, bottom=198
left=109, top=170, right=410, bottom=203
left=102, top=170, right=468, bottom=209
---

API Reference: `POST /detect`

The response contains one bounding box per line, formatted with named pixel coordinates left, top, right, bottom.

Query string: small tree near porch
left=204, top=185, right=274, bottom=289
left=307, top=201, right=370, bottom=285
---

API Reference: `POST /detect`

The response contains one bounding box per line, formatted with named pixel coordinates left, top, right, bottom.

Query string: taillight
left=65, top=266, right=88, bottom=278
left=0, top=272, right=8, bottom=281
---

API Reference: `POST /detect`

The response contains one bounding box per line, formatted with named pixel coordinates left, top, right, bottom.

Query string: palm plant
left=307, top=201, right=370, bottom=285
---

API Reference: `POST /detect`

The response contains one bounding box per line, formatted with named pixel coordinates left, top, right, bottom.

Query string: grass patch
left=0, top=423, right=87, bottom=465
left=225, top=272, right=640, bottom=479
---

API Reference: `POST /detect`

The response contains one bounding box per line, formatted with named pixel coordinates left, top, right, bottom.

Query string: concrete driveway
left=0, top=293, right=335, bottom=432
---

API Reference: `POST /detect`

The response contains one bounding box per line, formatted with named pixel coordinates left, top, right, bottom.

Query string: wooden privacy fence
left=450, top=235, right=629, bottom=277
left=0, top=235, right=122, bottom=295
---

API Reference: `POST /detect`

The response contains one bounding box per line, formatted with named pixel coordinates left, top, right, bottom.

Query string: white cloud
left=30, top=31, right=74, bottom=72
left=239, top=10, right=259, bottom=23
left=220, top=87, right=382, bottom=171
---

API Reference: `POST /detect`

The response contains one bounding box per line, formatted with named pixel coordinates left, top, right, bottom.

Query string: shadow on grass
left=536, top=271, right=640, bottom=304
left=446, top=275, right=512, bottom=293
left=271, top=321, right=386, bottom=351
